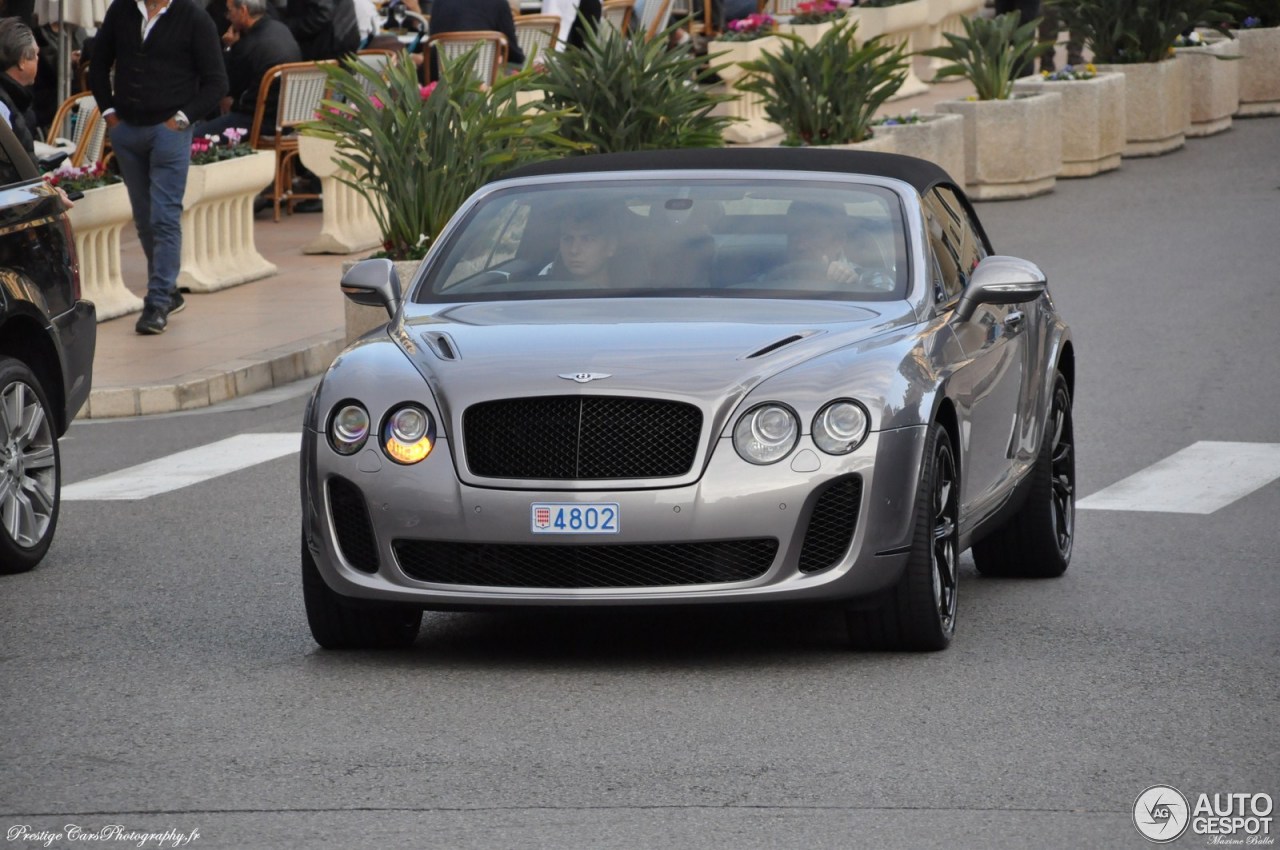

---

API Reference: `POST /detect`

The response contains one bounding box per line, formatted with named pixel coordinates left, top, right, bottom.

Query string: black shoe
left=293, top=199, right=323, bottom=213
left=135, top=304, right=168, bottom=335
left=169, top=290, right=186, bottom=315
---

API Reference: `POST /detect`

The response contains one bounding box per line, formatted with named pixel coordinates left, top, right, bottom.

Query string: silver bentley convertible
left=300, top=148, right=1076, bottom=652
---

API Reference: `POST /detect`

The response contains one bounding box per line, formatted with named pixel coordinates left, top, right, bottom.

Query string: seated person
left=427, top=0, right=524, bottom=79
left=763, top=200, right=893, bottom=291
left=540, top=204, right=619, bottom=286
left=193, top=0, right=302, bottom=139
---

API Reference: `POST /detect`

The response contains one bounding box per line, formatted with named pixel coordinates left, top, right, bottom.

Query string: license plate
left=531, top=503, right=620, bottom=534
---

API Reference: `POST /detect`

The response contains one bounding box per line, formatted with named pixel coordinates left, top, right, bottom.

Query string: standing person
left=90, top=0, right=228, bottom=335
left=285, top=0, right=359, bottom=61
left=994, top=0, right=1041, bottom=77
left=193, top=0, right=301, bottom=138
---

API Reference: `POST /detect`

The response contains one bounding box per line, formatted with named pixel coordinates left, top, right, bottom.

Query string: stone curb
left=78, top=329, right=346, bottom=419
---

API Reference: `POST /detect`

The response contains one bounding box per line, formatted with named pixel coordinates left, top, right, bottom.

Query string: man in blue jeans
left=89, top=0, right=227, bottom=335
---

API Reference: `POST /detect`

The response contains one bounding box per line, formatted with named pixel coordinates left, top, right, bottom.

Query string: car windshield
left=415, top=178, right=910, bottom=303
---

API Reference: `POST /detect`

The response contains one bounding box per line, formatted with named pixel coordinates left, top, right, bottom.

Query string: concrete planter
left=1013, top=72, right=1125, bottom=177
left=936, top=91, right=1062, bottom=200
left=1176, top=35, right=1240, bottom=136
left=1232, top=25, right=1280, bottom=116
left=179, top=150, right=277, bottom=292
left=1094, top=57, right=1189, bottom=157
left=297, top=134, right=382, bottom=255
left=66, top=181, right=144, bottom=321
left=848, top=0, right=930, bottom=99
left=872, top=112, right=965, bottom=187
left=709, top=36, right=786, bottom=144
left=820, top=134, right=896, bottom=153
left=778, top=20, right=834, bottom=48
left=914, top=0, right=954, bottom=82
left=342, top=258, right=421, bottom=345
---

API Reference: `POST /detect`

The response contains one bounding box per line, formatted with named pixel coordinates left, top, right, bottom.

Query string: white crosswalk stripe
left=62, top=433, right=300, bottom=501
left=1077, top=441, right=1280, bottom=515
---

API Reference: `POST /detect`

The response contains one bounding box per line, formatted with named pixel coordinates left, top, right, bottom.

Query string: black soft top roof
left=504, top=147, right=957, bottom=194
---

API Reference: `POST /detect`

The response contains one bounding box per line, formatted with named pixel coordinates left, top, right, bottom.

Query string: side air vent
left=422, top=332, right=458, bottom=361
left=744, top=331, right=821, bottom=359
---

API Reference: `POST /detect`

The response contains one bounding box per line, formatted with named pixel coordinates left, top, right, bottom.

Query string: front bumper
left=301, top=425, right=929, bottom=609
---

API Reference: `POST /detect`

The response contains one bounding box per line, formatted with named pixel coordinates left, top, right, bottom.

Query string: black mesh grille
left=328, top=476, right=379, bottom=573
left=394, top=539, right=777, bottom=588
left=797, top=476, right=863, bottom=574
left=463, top=396, right=702, bottom=479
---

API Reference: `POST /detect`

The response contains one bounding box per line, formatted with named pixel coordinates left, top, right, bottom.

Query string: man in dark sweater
left=193, top=0, right=301, bottom=138
left=90, top=0, right=228, bottom=335
left=428, top=0, right=523, bottom=74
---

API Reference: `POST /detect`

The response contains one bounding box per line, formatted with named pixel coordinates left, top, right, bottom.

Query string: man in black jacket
left=194, top=0, right=301, bottom=137
left=428, top=0, right=524, bottom=68
left=0, top=17, right=39, bottom=162
left=285, top=0, right=359, bottom=61
left=90, top=0, right=228, bottom=335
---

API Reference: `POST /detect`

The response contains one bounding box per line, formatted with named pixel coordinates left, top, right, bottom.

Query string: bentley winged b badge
left=559, top=372, right=611, bottom=384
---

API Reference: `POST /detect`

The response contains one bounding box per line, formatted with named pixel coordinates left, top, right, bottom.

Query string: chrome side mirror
left=340, top=258, right=402, bottom=319
left=954, top=255, right=1047, bottom=323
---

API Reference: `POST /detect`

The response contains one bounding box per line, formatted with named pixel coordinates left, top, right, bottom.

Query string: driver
left=542, top=204, right=619, bottom=285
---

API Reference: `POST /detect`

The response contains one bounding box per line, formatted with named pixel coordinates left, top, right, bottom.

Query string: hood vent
left=744, top=332, right=817, bottom=360
left=422, top=332, right=458, bottom=361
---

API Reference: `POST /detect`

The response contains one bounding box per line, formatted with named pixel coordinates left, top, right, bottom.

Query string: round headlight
left=383, top=405, right=435, bottom=464
left=733, top=403, right=799, bottom=465
left=328, top=403, right=370, bottom=455
left=813, top=400, right=870, bottom=455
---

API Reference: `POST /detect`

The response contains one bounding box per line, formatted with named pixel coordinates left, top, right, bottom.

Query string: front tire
left=847, top=422, right=959, bottom=651
left=973, top=371, right=1075, bottom=578
left=302, top=536, right=422, bottom=649
left=0, top=358, right=61, bottom=574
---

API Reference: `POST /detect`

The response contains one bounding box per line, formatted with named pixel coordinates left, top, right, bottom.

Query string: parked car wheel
left=847, top=422, right=958, bottom=651
left=973, top=372, right=1075, bottom=578
left=0, top=357, right=62, bottom=574
left=301, top=536, right=422, bottom=649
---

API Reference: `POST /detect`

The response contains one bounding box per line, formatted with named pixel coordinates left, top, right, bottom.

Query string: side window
left=922, top=190, right=963, bottom=302
left=934, top=186, right=989, bottom=281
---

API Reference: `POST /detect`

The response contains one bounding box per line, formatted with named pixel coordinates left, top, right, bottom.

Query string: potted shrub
left=871, top=109, right=966, bottom=186
left=780, top=0, right=852, bottom=47
left=925, top=12, right=1063, bottom=199
left=1013, top=62, right=1127, bottom=176
left=1231, top=2, right=1280, bottom=115
left=737, top=20, right=908, bottom=150
left=1173, top=30, right=1240, bottom=136
left=179, top=127, right=277, bottom=293
left=1048, top=0, right=1238, bottom=155
left=307, top=52, right=580, bottom=340
left=706, top=12, right=787, bottom=143
left=48, top=162, right=142, bottom=321
left=536, top=22, right=734, bottom=152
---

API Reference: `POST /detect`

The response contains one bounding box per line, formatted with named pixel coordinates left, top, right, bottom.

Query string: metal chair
left=601, top=0, right=635, bottom=34
left=47, top=91, right=106, bottom=167
left=426, top=31, right=509, bottom=87
left=248, top=61, right=336, bottom=221
left=514, top=15, right=560, bottom=68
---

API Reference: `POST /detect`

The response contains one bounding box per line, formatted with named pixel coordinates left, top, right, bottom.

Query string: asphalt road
left=2, top=118, right=1278, bottom=850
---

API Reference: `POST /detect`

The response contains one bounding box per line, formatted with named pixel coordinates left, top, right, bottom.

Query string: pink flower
left=371, top=95, right=385, bottom=109
left=419, top=82, right=437, bottom=100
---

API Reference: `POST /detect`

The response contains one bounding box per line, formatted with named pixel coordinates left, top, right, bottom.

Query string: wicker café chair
left=426, top=31, right=509, bottom=87
left=514, top=15, right=560, bottom=68
left=636, top=0, right=673, bottom=38
left=601, top=0, right=634, bottom=34
left=47, top=91, right=107, bottom=167
left=248, top=60, right=336, bottom=221
left=771, top=0, right=803, bottom=13
left=353, top=47, right=400, bottom=97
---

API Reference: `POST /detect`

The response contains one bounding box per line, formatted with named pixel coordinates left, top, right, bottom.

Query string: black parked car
left=0, top=121, right=95, bottom=573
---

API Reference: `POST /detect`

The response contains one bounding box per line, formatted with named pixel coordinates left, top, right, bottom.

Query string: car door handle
left=1004, top=311, right=1025, bottom=332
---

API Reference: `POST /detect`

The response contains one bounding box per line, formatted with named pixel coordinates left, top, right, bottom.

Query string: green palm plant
left=735, top=20, right=908, bottom=145
left=535, top=21, right=734, bottom=152
left=305, top=53, right=581, bottom=261
left=922, top=12, right=1052, bottom=99
left=1046, top=0, right=1241, bottom=63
